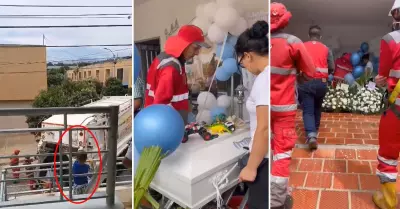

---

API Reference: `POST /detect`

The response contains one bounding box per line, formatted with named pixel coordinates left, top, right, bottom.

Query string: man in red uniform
left=372, top=2, right=400, bottom=208
left=298, top=25, right=335, bottom=150
left=144, top=25, right=210, bottom=124
left=333, top=53, right=352, bottom=85
left=270, top=3, right=316, bottom=209
left=10, top=150, right=20, bottom=184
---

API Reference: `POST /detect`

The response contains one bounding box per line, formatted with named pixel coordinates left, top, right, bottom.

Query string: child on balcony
left=72, top=150, right=91, bottom=195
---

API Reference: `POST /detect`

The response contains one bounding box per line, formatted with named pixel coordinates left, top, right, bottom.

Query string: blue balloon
left=227, top=35, right=238, bottom=46
left=216, top=66, right=231, bottom=81
left=357, top=50, right=364, bottom=58
left=134, top=45, right=141, bottom=84
left=210, top=107, right=227, bottom=120
left=344, top=73, right=355, bottom=85
left=360, top=42, right=369, bottom=53
left=134, top=105, right=185, bottom=155
left=222, top=58, right=238, bottom=74
left=216, top=44, right=235, bottom=60
left=352, top=65, right=364, bottom=79
left=328, top=74, right=333, bottom=82
left=350, top=52, right=361, bottom=66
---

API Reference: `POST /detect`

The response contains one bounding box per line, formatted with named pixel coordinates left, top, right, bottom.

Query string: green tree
left=102, top=77, right=128, bottom=96
left=26, top=80, right=100, bottom=130
left=47, top=66, right=70, bottom=87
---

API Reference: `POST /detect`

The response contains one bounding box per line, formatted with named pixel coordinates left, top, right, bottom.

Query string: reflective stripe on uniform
left=270, top=67, right=296, bottom=75
left=334, top=76, right=344, bottom=80
left=389, top=69, right=400, bottom=78
left=147, top=84, right=189, bottom=102
left=337, top=64, right=352, bottom=72
left=376, top=170, right=398, bottom=180
left=271, top=33, right=302, bottom=44
left=377, top=155, right=398, bottom=166
left=273, top=151, right=292, bottom=161
left=271, top=175, right=289, bottom=184
left=316, top=67, right=328, bottom=73
left=271, top=104, right=297, bottom=112
left=156, top=57, right=182, bottom=74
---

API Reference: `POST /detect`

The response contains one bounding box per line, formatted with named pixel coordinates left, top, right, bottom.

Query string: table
left=150, top=128, right=250, bottom=209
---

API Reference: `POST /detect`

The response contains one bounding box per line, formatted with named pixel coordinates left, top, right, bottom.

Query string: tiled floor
left=291, top=111, right=386, bottom=209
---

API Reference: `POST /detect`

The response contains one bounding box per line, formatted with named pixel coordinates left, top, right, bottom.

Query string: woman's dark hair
left=235, top=20, right=269, bottom=57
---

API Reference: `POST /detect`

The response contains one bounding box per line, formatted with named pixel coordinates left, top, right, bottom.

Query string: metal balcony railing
left=0, top=106, right=123, bottom=207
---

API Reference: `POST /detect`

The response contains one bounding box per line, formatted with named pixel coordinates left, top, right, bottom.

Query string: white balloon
left=217, top=95, right=231, bottom=108
left=214, top=7, right=240, bottom=31
left=229, top=17, right=248, bottom=36
left=216, top=0, right=236, bottom=8
left=196, top=110, right=212, bottom=124
left=203, top=2, right=218, bottom=22
left=197, top=91, right=217, bottom=110
left=192, top=18, right=212, bottom=33
left=195, top=4, right=205, bottom=18
left=208, top=23, right=227, bottom=44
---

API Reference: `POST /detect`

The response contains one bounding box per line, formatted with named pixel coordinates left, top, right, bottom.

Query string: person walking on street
left=298, top=25, right=335, bottom=151
left=10, top=149, right=20, bottom=184
left=371, top=1, right=400, bottom=208
left=23, top=156, right=37, bottom=190
left=270, top=3, right=316, bottom=209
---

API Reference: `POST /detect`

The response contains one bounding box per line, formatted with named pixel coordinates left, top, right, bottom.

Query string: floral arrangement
left=322, top=84, right=385, bottom=114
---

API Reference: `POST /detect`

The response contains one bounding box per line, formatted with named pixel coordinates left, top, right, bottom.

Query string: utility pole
left=42, top=34, right=45, bottom=45
left=104, top=48, right=116, bottom=77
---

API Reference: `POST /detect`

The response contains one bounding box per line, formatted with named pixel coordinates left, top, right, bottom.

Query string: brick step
left=291, top=189, right=386, bottom=209
left=288, top=147, right=398, bottom=209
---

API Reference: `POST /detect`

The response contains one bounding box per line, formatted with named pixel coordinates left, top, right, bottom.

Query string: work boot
left=373, top=182, right=398, bottom=209
left=307, top=137, right=318, bottom=151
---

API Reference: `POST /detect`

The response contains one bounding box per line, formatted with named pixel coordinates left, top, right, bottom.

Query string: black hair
left=235, top=20, right=269, bottom=57
left=309, top=25, right=322, bottom=38
left=362, top=53, right=370, bottom=61
left=77, top=152, right=87, bottom=164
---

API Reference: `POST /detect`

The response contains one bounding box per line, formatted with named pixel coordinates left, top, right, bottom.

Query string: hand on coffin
left=238, top=166, right=257, bottom=183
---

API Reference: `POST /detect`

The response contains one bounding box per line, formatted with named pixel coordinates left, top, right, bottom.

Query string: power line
left=0, top=14, right=132, bottom=17
left=0, top=25, right=131, bottom=29
left=0, top=5, right=132, bottom=8
left=0, top=16, right=131, bottom=19
left=45, top=44, right=132, bottom=48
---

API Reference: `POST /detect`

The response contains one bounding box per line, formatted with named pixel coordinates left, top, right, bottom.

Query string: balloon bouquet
left=133, top=45, right=186, bottom=209
left=343, top=42, right=379, bottom=86
left=192, top=0, right=248, bottom=128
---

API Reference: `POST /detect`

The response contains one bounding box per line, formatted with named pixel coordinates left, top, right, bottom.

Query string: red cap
left=270, top=3, right=292, bottom=33
left=165, top=25, right=211, bottom=58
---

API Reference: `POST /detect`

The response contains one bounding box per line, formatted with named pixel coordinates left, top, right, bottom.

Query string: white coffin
left=150, top=128, right=250, bottom=209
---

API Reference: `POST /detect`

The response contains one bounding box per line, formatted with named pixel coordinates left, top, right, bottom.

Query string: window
left=79, top=72, right=82, bottom=79
left=105, top=69, right=111, bottom=78
left=88, top=71, right=92, bottom=77
left=117, top=68, right=124, bottom=81
left=96, top=70, right=100, bottom=79
left=84, top=72, right=87, bottom=78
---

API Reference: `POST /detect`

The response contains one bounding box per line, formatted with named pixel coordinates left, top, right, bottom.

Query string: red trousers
left=376, top=106, right=400, bottom=183
left=270, top=115, right=297, bottom=207
left=12, top=168, right=20, bottom=179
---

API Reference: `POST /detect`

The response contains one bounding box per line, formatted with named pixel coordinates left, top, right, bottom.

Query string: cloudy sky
left=1, top=0, right=132, bottom=64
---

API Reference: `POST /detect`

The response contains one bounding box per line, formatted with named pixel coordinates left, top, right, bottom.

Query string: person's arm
left=291, top=38, right=316, bottom=80
left=153, top=66, right=179, bottom=105
left=327, top=48, right=335, bottom=75
left=134, top=99, right=142, bottom=110
left=247, top=72, right=270, bottom=170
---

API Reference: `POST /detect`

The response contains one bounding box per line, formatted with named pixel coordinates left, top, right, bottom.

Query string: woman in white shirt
left=235, top=20, right=270, bottom=209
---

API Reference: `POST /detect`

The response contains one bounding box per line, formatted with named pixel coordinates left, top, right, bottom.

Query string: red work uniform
left=10, top=150, right=20, bottom=180
left=375, top=31, right=400, bottom=184
left=144, top=25, right=210, bottom=125
left=270, top=2, right=316, bottom=207
left=333, top=53, right=352, bottom=85
left=23, top=158, right=36, bottom=190
left=303, top=41, right=329, bottom=79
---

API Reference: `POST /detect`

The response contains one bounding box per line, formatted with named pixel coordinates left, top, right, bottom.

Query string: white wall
left=134, top=0, right=268, bottom=46
left=285, top=23, right=389, bottom=58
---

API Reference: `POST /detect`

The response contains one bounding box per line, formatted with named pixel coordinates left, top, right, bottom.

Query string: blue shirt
left=72, top=160, right=90, bottom=185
